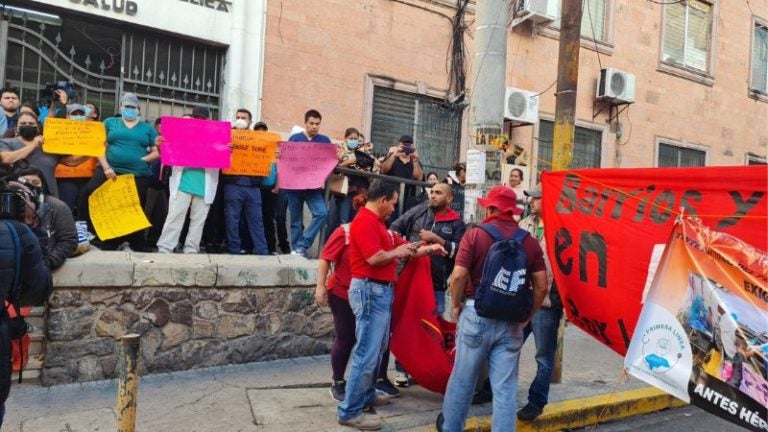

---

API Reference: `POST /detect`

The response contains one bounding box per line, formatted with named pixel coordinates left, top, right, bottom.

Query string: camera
left=402, top=145, right=415, bottom=155
left=39, top=81, right=76, bottom=104
left=0, top=161, right=33, bottom=222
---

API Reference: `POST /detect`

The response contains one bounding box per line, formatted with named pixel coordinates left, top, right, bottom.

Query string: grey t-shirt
left=0, top=138, right=61, bottom=197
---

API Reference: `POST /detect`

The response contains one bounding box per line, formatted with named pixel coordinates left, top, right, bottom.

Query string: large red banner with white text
left=541, top=166, right=767, bottom=355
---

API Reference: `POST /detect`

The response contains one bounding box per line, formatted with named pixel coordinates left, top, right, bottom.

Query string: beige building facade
left=260, top=0, right=767, bottom=183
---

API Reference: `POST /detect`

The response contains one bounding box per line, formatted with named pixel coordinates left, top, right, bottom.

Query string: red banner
left=541, top=166, right=767, bottom=355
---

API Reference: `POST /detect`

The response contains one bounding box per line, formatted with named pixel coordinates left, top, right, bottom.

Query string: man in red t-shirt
left=337, top=180, right=441, bottom=430
left=438, top=186, right=547, bottom=432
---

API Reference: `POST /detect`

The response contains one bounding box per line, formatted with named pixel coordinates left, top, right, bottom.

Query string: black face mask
left=17, top=126, right=39, bottom=140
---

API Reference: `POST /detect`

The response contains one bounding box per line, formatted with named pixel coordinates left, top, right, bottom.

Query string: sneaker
left=517, top=402, right=543, bottom=421
left=368, top=392, right=390, bottom=407
left=374, top=378, right=400, bottom=398
left=394, top=372, right=410, bottom=388
left=338, top=413, right=382, bottom=430
left=330, top=380, right=345, bottom=402
left=290, top=249, right=306, bottom=257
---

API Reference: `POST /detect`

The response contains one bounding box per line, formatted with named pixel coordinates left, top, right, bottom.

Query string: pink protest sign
left=277, top=142, right=338, bottom=190
left=160, top=116, right=232, bottom=168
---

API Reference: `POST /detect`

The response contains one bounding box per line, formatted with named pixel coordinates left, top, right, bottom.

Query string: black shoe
left=517, top=402, right=543, bottom=421
left=374, top=378, right=400, bottom=398
left=330, top=380, right=345, bottom=402
left=471, top=388, right=493, bottom=405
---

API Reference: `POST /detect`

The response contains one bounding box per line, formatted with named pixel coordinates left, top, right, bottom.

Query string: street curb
left=461, top=386, right=687, bottom=431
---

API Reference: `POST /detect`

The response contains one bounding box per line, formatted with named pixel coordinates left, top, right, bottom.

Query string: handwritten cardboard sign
left=42, top=117, right=106, bottom=157
left=221, top=130, right=280, bottom=176
left=160, top=116, right=231, bottom=168
left=89, top=174, right=151, bottom=240
left=277, top=142, right=338, bottom=190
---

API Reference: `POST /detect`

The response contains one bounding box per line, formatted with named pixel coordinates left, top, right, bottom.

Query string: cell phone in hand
left=402, top=146, right=415, bottom=155
left=407, top=241, right=422, bottom=250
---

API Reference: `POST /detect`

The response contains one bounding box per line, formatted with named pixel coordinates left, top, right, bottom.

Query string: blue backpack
left=474, top=224, right=532, bottom=322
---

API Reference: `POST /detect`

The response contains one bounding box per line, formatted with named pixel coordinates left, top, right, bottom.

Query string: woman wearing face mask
left=0, top=111, right=86, bottom=198
left=326, top=128, right=373, bottom=237
left=79, top=92, right=160, bottom=251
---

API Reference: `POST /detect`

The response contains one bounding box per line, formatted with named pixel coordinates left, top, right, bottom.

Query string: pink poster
left=277, top=142, right=338, bottom=190
left=160, top=116, right=232, bottom=168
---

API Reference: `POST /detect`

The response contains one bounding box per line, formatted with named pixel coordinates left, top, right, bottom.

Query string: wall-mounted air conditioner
left=504, top=87, right=539, bottom=125
left=596, top=68, right=636, bottom=104
left=513, top=0, right=558, bottom=26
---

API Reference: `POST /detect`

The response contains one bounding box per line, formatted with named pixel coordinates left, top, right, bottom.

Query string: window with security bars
left=537, top=120, right=602, bottom=171
left=551, top=0, right=608, bottom=41
left=369, top=86, right=461, bottom=175
left=752, top=22, right=768, bottom=94
left=658, top=143, right=706, bottom=167
left=662, top=0, right=714, bottom=73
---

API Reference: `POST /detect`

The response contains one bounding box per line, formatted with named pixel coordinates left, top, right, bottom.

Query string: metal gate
left=0, top=7, right=225, bottom=120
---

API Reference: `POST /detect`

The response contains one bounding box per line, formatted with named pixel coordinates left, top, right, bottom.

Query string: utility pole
left=551, top=0, right=583, bottom=384
left=464, top=0, right=508, bottom=223
left=552, top=0, right=583, bottom=170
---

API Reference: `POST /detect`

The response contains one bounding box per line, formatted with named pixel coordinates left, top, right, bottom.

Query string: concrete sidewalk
left=3, top=326, right=663, bottom=431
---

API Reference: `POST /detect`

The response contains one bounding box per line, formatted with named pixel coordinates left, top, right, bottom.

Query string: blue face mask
left=346, top=139, right=359, bottom=149
left=121, top=107, right=139, bottom=120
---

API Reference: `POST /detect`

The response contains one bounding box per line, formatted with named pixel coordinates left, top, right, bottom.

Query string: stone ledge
left=53, top=250, right=318, bottom=289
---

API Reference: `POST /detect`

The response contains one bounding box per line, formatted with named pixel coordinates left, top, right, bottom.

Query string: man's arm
left=47, top=201, right=77, bottom=270
left=0, top=137, right=41, bottom=164
left=379, top=146, right=400, bottom=174
left=529, top=270, right=547, bottom=317
left=411, top=153, right=423, bottom=181
left=366, top=243, right=414, bottom=266
left=449, top=265, right=470, bottom=320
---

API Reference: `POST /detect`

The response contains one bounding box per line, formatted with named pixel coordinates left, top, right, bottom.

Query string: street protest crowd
left=0, top=86, right=562, bottom=431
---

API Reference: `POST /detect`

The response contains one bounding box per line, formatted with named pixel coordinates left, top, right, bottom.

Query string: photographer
left=380, top=135, right=424, bottom=217
left=0, top=166, right=53, bottom=426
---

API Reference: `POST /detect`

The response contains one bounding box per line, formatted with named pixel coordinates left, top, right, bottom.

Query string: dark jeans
left=261, top=188, right=290, bottom=254
left=57, top=178, right=89, bottom=220
left=328, top=292, right=388, bottom=383
left=80, top=167, right=152, bottom=249
left=522, top=306, right=564, bottom=409
left=202, top=181, right=226, bottom=252
left=224, top=183, right=268, bottom=255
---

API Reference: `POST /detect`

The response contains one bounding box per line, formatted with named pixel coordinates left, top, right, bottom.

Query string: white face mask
left=233, top=119, right=249, bottom=130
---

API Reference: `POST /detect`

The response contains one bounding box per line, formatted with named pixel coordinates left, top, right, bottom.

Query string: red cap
left=477, top=186, right=523, bottom=215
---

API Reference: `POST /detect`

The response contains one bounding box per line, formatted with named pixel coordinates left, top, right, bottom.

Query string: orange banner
left=221, top=130, right=279, bottom=176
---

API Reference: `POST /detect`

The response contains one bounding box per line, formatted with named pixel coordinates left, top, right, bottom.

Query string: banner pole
left=552, top=317, right=565, bottom=384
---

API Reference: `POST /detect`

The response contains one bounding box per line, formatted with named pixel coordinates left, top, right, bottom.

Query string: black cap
left=399, top=135, right=414, bottom=144
left=191, top=106, right=210, bottom=119
left=253, top=121, right=268, bottom=131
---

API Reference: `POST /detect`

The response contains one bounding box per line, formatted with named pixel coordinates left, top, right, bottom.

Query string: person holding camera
left=380, top=135, right=423, bottom=219
left=0, top=170, right=53, bottom=426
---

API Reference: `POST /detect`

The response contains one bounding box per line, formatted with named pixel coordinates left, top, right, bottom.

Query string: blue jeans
left=523, top=306, right=563, bottom=410
left=441, top=304, right=525, bottom=432
left=224, top=183, right=268, bottom=254
left=435, top=290, right=446, bottom=315
left=285, top=188, right=328, bottom=252
left=338, top=278, right=394, bottom=421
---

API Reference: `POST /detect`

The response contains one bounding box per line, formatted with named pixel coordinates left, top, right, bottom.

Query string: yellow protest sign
left=222, top=130, right=279, bottom=176
left=43, top=117, right=106, bottom=157
left=89, top=174, right=151, bottom=240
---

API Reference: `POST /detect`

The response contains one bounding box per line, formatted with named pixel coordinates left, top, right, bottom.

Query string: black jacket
left=46, top=196, right=77, bottom=270
left=390, top=202, right=466, bottom=291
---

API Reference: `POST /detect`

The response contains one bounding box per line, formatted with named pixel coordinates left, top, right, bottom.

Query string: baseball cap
left=477, top=186, right=523, bottom=215
left=399, top=135, right=414, bottom=144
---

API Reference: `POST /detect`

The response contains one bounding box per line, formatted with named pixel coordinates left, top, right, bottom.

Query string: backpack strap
left=477, top=223, right=505, bottom=243
left=512, top=228, right=529, bottom=244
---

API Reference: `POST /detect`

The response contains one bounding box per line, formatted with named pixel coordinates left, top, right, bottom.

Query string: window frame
left=655, top=137, right=709, bottom=168
left=657, top=0, right=718, bottom=86
left=533, top=116, right=609, bottom=174
left=749, top=17, right=768, bottom=102
left=746, top=153, right=767, bottom=165
left=537, top=0, right=616, bottom=55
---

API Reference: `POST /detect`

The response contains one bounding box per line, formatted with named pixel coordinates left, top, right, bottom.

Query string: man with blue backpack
left=437, top=186, right=548, bottom=432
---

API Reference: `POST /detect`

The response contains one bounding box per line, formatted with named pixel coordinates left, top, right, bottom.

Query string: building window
left=551, top=0, right=609, bottom=42
left=657, top=142, right=706, bottom=167
left=369, top=86, right=461, bottom=174
left=747, top=153, right=767, bottom=165
left=751, top=21, right=768, bottom=95
left=537, top=120, right=602, bottom=170
left=662, top=0, right=714, bottom=73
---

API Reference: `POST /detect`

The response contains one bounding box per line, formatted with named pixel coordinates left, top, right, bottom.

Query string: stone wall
left=43, top=251, right=330, bottom=386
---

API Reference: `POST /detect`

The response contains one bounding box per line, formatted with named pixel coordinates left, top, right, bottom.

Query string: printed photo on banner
left=222, top=130, right=279, bottom=176
left=625, top=218, right=767, bottom=432
left=159, top=116, right=232, bottom=168
left=88, top=174, right=151, bottom=240
left=42, top=117, right=106, bottom=157
left=276, top=141, right=338, bottom=190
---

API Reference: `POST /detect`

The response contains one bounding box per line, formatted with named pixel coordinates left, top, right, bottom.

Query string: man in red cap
left=438, top=186, right=548, bottom=432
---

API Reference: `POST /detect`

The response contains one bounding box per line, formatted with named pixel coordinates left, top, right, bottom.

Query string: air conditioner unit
left=514, top=0, right=558, bottom=25
left=504, top=87, right=539, bottom=125
left=596, top=68, right=636, bottom=104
